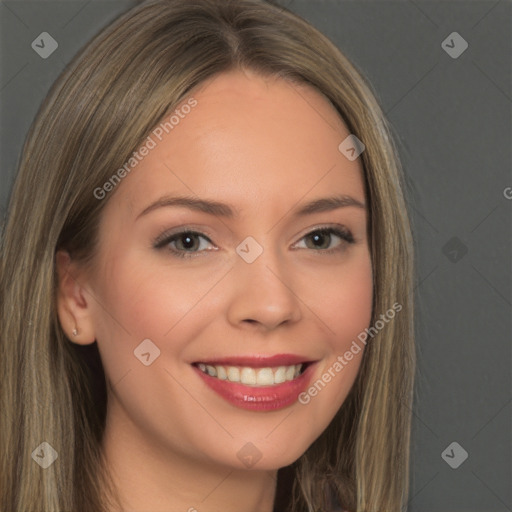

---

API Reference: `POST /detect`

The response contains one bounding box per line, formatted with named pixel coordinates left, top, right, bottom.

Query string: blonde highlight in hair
left=0, top=1, right=415, bottom=511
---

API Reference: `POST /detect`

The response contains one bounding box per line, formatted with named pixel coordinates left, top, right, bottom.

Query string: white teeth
left=216, top=365, right=227, bottom=380
left=240, top=368, right=257, bottom=385
left=227, top=367, right=240, bottom=382
left=197, top=363, right=304, bottom=386
left=206, top=365, right=217, bottom=377
left=256, top=368, right=274, bottom=386
left=274, top=366, right=287, bottom=384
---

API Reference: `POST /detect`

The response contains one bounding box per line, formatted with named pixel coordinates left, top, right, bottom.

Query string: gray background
left=1, top=1, right=510, bottom=511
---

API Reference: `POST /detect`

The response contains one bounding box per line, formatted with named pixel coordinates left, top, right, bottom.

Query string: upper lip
left=193, top=353, right=316, bottom=367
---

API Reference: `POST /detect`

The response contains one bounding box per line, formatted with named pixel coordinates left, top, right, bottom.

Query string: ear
left=55, top=249, right=96, bottom=345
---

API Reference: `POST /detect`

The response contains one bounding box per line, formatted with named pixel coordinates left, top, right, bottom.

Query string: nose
left=225, top=249, right=302, bottom=332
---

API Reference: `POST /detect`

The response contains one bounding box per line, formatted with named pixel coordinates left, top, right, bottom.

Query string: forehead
left=107, top=69, right=365, bottom=219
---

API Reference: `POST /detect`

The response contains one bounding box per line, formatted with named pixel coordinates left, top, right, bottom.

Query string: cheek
left=335, top=264, right=373, bottom=348
left=310, top=250, right=373, bottom=348
left=296, top=251, right=373, bottom=413
left=88, top=250, right=227, bottom=374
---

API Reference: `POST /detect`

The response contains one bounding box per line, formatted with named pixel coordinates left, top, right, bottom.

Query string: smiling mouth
left=193, top=362, right=308, bottom=387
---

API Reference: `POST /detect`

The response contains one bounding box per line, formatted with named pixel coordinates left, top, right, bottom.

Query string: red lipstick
left=192, top=354, right=316, bottom=411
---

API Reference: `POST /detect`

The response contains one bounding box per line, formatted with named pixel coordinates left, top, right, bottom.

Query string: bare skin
left=56, top=68, right=372, bottom=512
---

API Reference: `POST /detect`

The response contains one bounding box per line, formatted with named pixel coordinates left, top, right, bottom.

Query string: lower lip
left=193, top=364, right=316, bottom=411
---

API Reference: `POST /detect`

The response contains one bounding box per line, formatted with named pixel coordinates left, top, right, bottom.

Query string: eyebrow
left=136, top=193, right=366, bottom=220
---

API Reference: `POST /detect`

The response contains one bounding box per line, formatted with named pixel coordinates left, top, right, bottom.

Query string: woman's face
left=61, top=69, right=373, bottom=471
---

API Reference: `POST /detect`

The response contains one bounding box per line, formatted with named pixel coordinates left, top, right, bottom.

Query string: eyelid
left=152, top=226, right=216, bottom=249
left=292, top=224, right=354, bottom=245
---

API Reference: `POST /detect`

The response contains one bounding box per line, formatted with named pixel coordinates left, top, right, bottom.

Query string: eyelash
left=153, top=226, right=355, bottom=259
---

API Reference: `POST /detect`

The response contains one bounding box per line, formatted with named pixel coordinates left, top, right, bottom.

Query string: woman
left=0, top=0, right=415, bottom=511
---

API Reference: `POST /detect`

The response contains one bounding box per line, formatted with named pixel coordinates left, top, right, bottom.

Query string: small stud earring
left=72, top=328, right=78, bottom=336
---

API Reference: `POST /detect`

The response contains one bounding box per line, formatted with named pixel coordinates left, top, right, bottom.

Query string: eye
left=294, top=227, right=354, bottom=254
left=153, top=230, right=216, bottom=258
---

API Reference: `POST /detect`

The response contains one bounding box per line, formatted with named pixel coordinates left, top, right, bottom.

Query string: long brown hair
left=0, top=1, right=415, bottom=510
